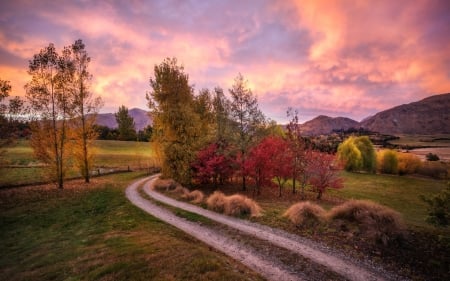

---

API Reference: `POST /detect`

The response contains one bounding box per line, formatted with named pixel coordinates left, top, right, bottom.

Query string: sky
left=1, top=0, right=449, bottom=123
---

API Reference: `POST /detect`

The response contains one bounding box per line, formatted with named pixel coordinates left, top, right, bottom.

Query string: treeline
left=147, top=58, right=343, bottom=198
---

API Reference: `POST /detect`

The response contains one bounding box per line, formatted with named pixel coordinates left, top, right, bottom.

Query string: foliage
left=397, top=152, right=422, bottom=175
left=283, top=202, right=326, bottom=227
left=307, top=151, right=344, bottom=200
left=421, top=184, right=450, bottom=227
left=191, top=143, right=234, bottom=187
left=377, top=149, right=398, bottom=174
left=115, top=105, right=137, bottom=141
left=426, top=152, right=440, bottom=161
left=328, top=200, right=406, bottom=245
left=147, top=58, right=201, bottom=185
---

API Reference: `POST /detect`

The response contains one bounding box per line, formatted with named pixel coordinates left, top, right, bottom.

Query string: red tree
left=307, top=151, right=344, bottom=200
left=192, top=143, right=234, bottom=187
left=244, top=136, right=292, bottom=196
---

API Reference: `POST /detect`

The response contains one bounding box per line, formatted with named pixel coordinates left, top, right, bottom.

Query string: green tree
left=147, top=58, right=201, bottom=184
left=337, top=137, right=363, bottom=172
left=115, top=105, right=137, bottom=141
left=69, top=39, right=102, bottom=183
left=229, top=73, right=265, bottom=191
left=378, top=149, right=398, bottom=174
left=26, top=43, right=73, bottom=189
left=353, top=136, right=376, bottom=173
left=421, top=183, right=450, bottom=227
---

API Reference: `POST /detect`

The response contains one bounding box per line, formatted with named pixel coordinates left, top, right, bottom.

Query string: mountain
left=360, top=93, right=450, bottom=134
left=299, top=115, right=360, bottom=136
left=95, top=108, right=152, bottom=131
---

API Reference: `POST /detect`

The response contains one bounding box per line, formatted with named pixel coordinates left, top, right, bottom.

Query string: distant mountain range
left=95, top=93, right=450, bottom=135
left=95, top=108, right=152, bottom=131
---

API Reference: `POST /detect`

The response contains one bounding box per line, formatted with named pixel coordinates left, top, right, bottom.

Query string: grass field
left=0, top=140, right=158, bottom=187
left=0, top=172, right=262, bottom=281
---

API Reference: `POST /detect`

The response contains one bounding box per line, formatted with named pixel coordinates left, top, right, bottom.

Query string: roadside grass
left=0, top=172, right=263, bottom=281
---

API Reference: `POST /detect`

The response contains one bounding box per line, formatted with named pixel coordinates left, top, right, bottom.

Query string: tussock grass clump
left=182, top=190, right=205, bottom=203
left=328, top=200, right=406, bottom=245
left=172, top=185, right=189, bottom=195
left=152, top=178, right=178, bottom=191
left=206, top=192, right=262, bottom=217
left=283, top=202, right=326, bottom=227
left=224, top=194, right=262, bottom=217
left=206, top=191, right=227, bottom=213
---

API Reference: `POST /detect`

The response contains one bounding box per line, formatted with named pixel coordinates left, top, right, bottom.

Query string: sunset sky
left=1, top=0, right=449, bottom=123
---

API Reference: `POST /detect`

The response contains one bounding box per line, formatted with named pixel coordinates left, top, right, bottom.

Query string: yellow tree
left=26, top=43, right=73, bottom=189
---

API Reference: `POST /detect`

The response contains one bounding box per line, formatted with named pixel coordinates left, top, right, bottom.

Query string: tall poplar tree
left=147, top=58, right=200, bottom=184
left=115, top=105, right=136, bottom=141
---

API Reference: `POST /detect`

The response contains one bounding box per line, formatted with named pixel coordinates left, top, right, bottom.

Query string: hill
left=299, top=115, right=360, bottom=136
left=95, top=108, right=152, bottom=131
left=360, top=93, right=450, bottom=134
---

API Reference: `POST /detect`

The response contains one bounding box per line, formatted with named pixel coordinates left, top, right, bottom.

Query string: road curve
left=126, top=176, right=301, bottom=281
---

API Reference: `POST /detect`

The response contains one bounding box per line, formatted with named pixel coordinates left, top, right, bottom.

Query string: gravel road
left=126, top=176, right=400, bottom=281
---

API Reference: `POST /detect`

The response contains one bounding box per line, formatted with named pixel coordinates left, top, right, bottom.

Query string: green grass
left=0, top=172, right=263, bottom=281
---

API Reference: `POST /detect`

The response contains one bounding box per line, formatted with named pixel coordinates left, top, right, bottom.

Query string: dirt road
left=126, top=176, right=399, bottom=281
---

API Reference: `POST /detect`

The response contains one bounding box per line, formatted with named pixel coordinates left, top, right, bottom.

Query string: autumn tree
left=191, top=143, right=233, bottom=187
left=69, top=39, right=102, bottom=183
left=307, top=151, right=343, bottom=200
left=26, top=43, right=73, bottom=189
left=229, top=73, right=265, bottom=191
left=147, top=58, right=201, bottom=184
left=337, top=136, right=376, bottom=173
left=115, top=105, right=137, bottom=141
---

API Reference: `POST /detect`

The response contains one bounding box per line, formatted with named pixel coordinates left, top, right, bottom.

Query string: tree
left=266, top=136, right=293, bottom=197
left=147, top=58, right=201, bottom=184
left=426, top=153, right=440, bottom=161
left=26, top=43, right=73, bottom=189
left=421, top=183, right=450, bottom=227
left=337, top=136, right=376, bottom=173
left=115, top=105, right=137, bottom=141
left=191, top=143, right=233, bottom=187
left=69, top=39, right=102, bottom=183
left=229, top=73, right=265, bottom=191
left=307, top=151, right=344, bottom=200
left=286, top=108, right=312, bottom=198
left=377, top=149, right=398, bottom=174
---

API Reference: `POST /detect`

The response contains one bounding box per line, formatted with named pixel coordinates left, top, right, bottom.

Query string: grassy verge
left=0, top=172, right=262, bottom=281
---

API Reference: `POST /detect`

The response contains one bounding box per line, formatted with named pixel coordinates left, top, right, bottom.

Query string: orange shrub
left=397, top=152, right=422, bottom=175
left=283, top=202, right=326, bottom=227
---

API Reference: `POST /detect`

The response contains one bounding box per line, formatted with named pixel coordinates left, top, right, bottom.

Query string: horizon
left=1, top=0, right=449, bottom=123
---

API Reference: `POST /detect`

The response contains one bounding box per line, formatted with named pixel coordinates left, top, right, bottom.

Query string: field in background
left=0, top=140, right=157, bottom=187
left=0, top=172, right=262, bottom=281
left=389, top=134, right=450, bottom=162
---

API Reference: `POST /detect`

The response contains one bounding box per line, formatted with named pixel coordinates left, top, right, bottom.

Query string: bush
left=182, top=190, right=205, bottom=204
left=397, top=152, right=422, bottom=175
left=206, top=191, right=227, bottom=213
left=283, top=201, right=326, bottom=227
left=377, top=149, right=398, bottom=174
left=153, top=178, right=178, bottom=191
left=328, top=200, right=406, bottom=245
left=171, top=185, right=189, bottom=195
left=224, top=194, right=262, bottom=217
left=426, top=153, right=440, bottom=161
left=206, top=192, right=262, bottom=217
left=421, top=184, right=450, bottom=227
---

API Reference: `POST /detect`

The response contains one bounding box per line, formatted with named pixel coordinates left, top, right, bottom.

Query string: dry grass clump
left=224, top=194, right=262, bottom=217
left=206, top=192, right=262, bottom=217
left=283, top=202, right=326, bottom=227
left=182, top=190, right=205, bottom=203
left=206, top=191, right=227, bottom=213
left=172, top=185, right=189, bottom=195
left=152, top=178, right=178, bottom=191
left=328, top=200, right=406, bottom=245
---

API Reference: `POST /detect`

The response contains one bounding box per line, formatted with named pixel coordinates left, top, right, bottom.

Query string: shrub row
left=206, top=191, right=262, bottom=217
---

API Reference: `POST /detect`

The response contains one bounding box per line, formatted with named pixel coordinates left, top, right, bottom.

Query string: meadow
left=0, top=140, right=158, bottom=187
